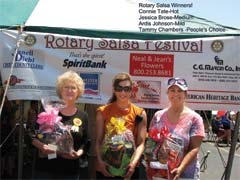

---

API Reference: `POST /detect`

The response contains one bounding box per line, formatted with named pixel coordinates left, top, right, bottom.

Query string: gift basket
left=144, top=126, right=184, bottom=180
left=36, top=96, right=73, bottom=153
left=101, top=117, right=135, bottom=177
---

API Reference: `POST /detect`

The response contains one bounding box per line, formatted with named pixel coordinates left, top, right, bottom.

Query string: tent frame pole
left=17, top=101, right=24, bottom=179
left=222, top=111, right=240, bottom=180
left=0, top=24, right=25, bottom=179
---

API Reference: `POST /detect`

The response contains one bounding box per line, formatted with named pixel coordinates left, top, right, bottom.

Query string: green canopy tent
left=1, top=0, right=240, bottom=39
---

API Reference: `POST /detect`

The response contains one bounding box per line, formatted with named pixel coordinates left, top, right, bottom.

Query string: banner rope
left=0, top=24, right=25, bottom=117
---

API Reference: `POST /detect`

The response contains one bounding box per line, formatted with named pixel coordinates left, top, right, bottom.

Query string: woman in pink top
left=146, top=78, right=205, bottom=180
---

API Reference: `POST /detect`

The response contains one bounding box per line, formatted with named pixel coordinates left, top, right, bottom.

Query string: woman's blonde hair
left=56, top=70, right=85, bottom=99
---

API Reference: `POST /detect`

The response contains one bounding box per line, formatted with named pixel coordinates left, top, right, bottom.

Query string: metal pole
left=223, top=111, right=240, bottom=180
left=17, top=101, right=24, bottom=179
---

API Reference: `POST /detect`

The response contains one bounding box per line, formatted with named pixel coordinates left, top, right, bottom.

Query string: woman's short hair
left=56, top=70, right=85, bottom=99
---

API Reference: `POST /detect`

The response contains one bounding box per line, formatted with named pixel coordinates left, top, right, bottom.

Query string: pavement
left=199, top=140, right=240, bottom=180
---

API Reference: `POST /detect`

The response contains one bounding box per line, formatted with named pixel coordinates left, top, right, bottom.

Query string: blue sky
left=152, top=0, right=240, bottom=29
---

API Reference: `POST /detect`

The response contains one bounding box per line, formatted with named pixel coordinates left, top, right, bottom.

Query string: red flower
left=148, top=126, right=170, bottom=141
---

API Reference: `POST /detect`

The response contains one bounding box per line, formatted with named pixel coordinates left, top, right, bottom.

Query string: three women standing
left=31, top=72, right=204, bottom=180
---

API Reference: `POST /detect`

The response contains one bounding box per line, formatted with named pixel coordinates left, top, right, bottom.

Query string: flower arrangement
left=37, top=107, right=62, bottom=133
left=144, top=126, right=184, bottom=180
left=36, top=96, right=73, bottom=153
left=101, top=117, right=135, bottom=177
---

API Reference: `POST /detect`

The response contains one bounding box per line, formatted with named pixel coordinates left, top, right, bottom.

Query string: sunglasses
left=168, top=78, right=187, bottom=87
left=114, top=85, right=132, bottom=92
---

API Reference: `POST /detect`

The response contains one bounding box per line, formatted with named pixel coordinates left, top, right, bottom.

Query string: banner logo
left=211, top=40, right=224, bottom=53
left=24, top=34, right=36, bottom=46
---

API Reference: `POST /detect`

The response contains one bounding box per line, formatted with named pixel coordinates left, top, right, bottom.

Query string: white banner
left=1, top=30, right=240, bottom=110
